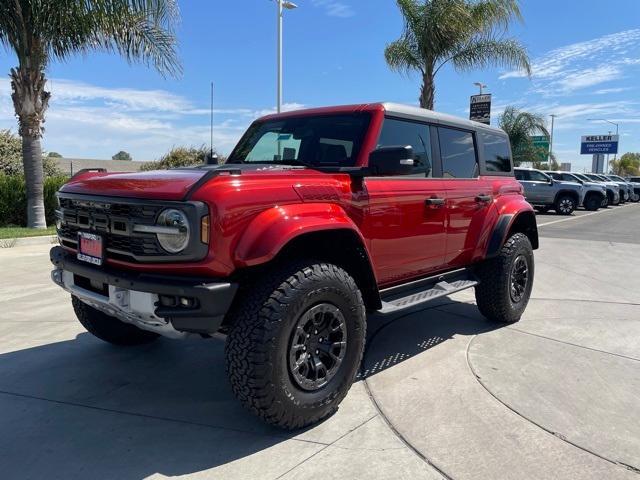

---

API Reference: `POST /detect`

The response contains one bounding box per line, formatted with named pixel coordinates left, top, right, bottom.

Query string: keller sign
left=470, top=94, right=491, bottom=124
left=580, top=134, right=619, bottom=155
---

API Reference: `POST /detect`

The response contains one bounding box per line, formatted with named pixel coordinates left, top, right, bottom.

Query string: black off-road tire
left=554, top=194, right=576, bottom=215
left=72, top=296, right=160, bottom=346
left=583, top=193, right=601, bottom=211
left=225, top=261, right=366, bottom=430
left=474, top=233, right=534, bottom=324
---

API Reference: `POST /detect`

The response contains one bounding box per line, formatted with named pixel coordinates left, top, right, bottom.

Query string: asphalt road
left=537, top=203, right=640, bottom=244
left=0, top=204, right=638, bottom=480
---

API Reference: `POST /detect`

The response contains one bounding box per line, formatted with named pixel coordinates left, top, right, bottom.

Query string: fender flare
left=486, top=210, right=539, bottom=258
left=553, top=189, right=580, bottom=205
left=234, top=203, right=368, bottom=267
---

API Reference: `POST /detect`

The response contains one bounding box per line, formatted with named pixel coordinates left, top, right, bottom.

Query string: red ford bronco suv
left=50, top=103, right=538, bottom=429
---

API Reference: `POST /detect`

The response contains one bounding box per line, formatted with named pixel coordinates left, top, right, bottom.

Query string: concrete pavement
left=0, top=205, right=638, bottom=479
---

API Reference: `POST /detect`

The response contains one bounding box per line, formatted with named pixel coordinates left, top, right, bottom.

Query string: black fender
left=486, top=211, right=539, bottom=259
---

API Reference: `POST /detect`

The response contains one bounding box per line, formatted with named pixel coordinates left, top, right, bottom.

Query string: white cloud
left=310, top=0, right=355, bottom=18
left=501, top=29, right=640, bottom=95
left=593, top=87, right=632, bottom=95
left=0, top=78, right=305, bottom=160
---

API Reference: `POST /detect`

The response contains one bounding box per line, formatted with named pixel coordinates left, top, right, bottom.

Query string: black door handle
left=475, top=194, right=492, bottom=203
left=425, top=197, right=445, bottom=206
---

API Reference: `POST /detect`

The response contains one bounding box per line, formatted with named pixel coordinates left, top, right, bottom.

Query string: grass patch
left=0, top=225, right=57, bottom=239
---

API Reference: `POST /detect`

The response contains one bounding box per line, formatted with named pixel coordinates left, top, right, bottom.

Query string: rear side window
left=514, top=170, right=527, bottom=181
left=377, top=118, right=432, bottom=176
left=480, top=132, right=512, bottom=173
left=438, top=127, right=478, bottom=178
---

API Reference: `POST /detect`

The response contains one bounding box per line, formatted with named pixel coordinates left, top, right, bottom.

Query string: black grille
left=58, top=224, right=164, bottom=259
left=57, top=197, right=167, bottom=262
left=56, top=194, right=208, bottom=264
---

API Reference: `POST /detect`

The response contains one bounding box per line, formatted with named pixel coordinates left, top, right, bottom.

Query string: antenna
left=210, top=82, right=214, bottom=158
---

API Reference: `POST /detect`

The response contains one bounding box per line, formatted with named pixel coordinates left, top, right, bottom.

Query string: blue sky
left=1, top=0, right=639, bottom=171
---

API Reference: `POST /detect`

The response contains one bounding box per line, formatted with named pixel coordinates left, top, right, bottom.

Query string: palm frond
left=384, top=38, right=423, bottom=74
left=449, top=38, right=531, bottom=76
left=2, top=0, right=181, bottom=77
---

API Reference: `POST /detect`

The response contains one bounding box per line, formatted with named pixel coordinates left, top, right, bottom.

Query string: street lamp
left=549, top=114, right=557, bottom=165
left=473, top=82, right=487, bottom=94
left=276, top=0, right=298, bottom=113
left=588, top=118, right=620, bottom=172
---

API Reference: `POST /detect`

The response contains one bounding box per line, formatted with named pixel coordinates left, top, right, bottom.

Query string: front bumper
left=50, top=246, right=238, bottom=337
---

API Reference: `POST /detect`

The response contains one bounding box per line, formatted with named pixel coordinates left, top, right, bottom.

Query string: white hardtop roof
left=381, top=102, right=506, bottom=135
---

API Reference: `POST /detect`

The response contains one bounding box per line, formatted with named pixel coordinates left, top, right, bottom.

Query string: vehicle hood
left=557, top=180, right=582, bottom=189
left=59, top=164, right=311, bottom=200
left=60, top=169, right=214, bottom=200
left=583, top=181, right=606, bottom=190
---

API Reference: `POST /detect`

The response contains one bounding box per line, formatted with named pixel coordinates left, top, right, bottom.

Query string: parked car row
left=514, top=167, right=640, bottom=215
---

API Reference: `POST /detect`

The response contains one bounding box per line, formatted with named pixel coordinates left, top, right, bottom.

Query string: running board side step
left=378, top=269, right=478, bottom=314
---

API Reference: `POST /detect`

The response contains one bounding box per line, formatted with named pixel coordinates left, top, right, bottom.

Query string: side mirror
left=547, top=176, right=554, bottom=185
left=368, top=146, right=414, bottom=176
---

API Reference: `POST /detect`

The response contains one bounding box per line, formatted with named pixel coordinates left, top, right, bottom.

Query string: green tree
left=499, top=106, right=549, bottom=167
left=0, top=129, right=60, bottom=176
left=610, top=153, right=640, bottom=176
left=112, top=150, right=133, bottom=161
left=1, top=1, right=181, bottom=228
left=46, top=151, right=62, bottom=158
left=140, top=146, right=225, bottom=171
left=385, top=0, right=531, bottom=109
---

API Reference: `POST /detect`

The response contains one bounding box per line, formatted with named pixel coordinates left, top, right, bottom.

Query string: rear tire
left=555, top=194, right=576, bottom=215
left=72, top=296, right=159, bottom=346
left=225, top=261, right=366, bottom=430
left=583, top=193, right=601, bottom=211
left=474, top=233, right=534, bottom=324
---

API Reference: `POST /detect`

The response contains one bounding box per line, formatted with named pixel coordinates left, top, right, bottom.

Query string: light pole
left=276, top=0, right=298, bottom=113
left=549, top=114, right=557, bottom=165
left=588, top=118, right=619, bottom=173
left=473, top=82, right=487, bottom=94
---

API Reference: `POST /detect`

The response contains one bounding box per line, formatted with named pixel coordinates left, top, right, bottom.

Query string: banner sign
left=470, top=94, right=491, bottom=124
left=580, top=134, right=619, bottom=155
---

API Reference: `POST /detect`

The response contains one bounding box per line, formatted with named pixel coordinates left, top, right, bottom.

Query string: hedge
left=0, top=174, right=69, bottom=227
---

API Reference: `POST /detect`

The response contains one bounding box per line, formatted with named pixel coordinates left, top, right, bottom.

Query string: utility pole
left=276, top=1, right=298, bottom=113
left=549, top=114, right=557, bottom=165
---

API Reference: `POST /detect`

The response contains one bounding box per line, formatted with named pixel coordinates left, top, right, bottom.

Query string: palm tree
left=499, top=106, right=549, bottom=166
left=385, top=0, right=531, bottom=110
left=0, top=1, right=181, bottom=228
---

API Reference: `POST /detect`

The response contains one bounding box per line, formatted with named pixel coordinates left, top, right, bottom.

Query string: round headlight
left=156, top=209, right=190, bottom=253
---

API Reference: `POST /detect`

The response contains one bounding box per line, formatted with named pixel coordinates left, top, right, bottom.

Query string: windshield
left=573, top=173, right=592, bottom=183
left=630, top=177, right=640, bottom=182
left=585, top=174, right=604, bottom=182
left=227, top=114, right=371, bottom=167
left=608, top=175, right=625, bottom=182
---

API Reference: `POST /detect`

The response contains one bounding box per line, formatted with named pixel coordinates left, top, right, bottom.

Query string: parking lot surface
left=0, top=204, right=638, bottom=480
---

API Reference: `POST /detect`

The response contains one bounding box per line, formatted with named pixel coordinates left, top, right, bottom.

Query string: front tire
left=555, top=194, right=576, bottom=215
left=474, top=233, right=534, bottom=324
left=225, top=261, right=366, bottom=430
left=72, top=296, right=159, bottom=346
left=583, top=193, right=601, bottom=211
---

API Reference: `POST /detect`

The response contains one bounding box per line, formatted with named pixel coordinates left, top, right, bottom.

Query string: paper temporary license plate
left=77, top=232, right=104, bottom=266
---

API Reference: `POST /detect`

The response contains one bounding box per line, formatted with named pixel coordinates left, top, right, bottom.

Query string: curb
left=1, top=235, right=58, bottom=248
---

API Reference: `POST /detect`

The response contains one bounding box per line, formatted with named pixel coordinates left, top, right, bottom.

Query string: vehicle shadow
left=360, top=298, right=502, bottom=380
left=0, top=297, right=502, bottom=479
